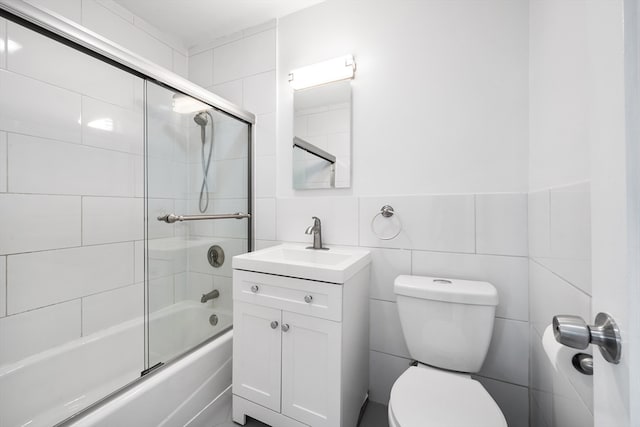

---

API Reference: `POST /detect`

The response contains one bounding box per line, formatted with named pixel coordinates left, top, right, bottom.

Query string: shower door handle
left=157, top=212, right=251, bottom=223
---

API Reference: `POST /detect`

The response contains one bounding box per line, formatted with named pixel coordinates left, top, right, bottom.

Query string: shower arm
left=157, top=212, right=251, bottom=224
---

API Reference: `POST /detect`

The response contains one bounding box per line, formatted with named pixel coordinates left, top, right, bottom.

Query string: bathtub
left=0, top=301, right=232, bottom=427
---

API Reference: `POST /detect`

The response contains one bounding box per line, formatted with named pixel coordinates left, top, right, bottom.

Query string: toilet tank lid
left=394, top=275, right=498, bottom=306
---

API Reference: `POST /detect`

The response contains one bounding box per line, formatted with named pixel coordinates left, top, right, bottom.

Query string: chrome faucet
left=201, top=289, right=220, bottom=303
left=305, top=216, right=328, bottom=250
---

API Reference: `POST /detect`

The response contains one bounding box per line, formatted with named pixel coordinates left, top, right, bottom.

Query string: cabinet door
left=233, top=301, right=282, bottom=411
left=281, top=311, right=341, bottom=426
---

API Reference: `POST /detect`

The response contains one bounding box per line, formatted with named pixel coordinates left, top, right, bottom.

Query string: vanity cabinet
left=232, top=268, right=369, bottom=427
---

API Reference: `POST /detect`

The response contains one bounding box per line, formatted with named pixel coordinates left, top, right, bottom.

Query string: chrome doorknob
left=250, top=285, right=259, bottom=293
left=304, top=295, right=313, bottom=303
left=281, top=323, right=290, bottom=332
left=553, top=312, right=622, bottom=364
left=270, top=321, right=279, bottom=329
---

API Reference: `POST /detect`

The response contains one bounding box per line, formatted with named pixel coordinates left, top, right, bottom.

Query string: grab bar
left=157, top=212, right=251, bottom=224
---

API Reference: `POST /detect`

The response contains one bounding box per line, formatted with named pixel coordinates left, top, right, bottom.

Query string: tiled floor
left=219, top=398, right=389, bottom=427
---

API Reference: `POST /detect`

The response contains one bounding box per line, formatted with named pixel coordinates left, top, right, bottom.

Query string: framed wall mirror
left=292, top=80, right=352, bottom=189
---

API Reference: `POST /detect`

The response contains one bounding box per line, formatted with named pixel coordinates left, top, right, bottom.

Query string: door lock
left=553, top=312, right=621, bottom=364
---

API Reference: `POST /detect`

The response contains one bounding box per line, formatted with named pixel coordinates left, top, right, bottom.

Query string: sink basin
left=232, top=244, right=370, bottom=283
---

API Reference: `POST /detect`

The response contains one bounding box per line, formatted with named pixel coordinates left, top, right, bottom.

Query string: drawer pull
left=270, top=321, right=279, bottom=329
left=250, top=285, right=259, bottom=293
left=281, top=323, right=290, bottom=332
left=304, top=295, right=313, bottom=304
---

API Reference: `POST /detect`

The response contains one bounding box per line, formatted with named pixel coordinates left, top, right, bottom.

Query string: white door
left=232, top=301, right=282, bottom=411
left=281, top=311, right=341, bottom=427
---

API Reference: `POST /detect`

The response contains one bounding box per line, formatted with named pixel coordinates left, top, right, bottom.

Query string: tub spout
left=201, top=289, right=220, bottom=303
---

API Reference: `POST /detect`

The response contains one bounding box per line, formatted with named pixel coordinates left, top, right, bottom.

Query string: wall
left=188, top=1, right=531, bottom=426
left=528, top=0, right=593, bottom=425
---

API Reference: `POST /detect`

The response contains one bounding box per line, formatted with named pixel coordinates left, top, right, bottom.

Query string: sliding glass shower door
left=145, top=82, right=251, bottom=368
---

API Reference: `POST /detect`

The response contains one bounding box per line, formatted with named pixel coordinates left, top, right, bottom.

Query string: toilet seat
left=388, top=366, right=507, bottom=427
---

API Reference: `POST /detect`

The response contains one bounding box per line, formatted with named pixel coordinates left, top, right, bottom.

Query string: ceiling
left=113, top=0, right=325, bottom=49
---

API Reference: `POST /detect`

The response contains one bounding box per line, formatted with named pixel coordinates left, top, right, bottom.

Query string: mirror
left=292, top=80, right=351, bottom=189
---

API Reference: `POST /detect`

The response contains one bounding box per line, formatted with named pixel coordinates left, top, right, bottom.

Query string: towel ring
left=371, top=205, right=402, bottom=240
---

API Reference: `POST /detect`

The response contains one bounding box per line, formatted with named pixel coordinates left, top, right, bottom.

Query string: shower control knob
left=270, top=321, right=279, bottom=329
left=250, top=285, right=259, bottom=293
left=304, top=295, right=313, bottom=303
left=281, top=324, right=290, bottom=332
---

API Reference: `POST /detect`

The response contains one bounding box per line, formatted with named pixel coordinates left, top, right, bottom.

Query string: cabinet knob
left=281, top=323, right=290, bottom=332
left=250, top=285, right=259, bottom=293
left=270, top=321, right=279, bottom=329
left=304, top=295, right=313, bottom=303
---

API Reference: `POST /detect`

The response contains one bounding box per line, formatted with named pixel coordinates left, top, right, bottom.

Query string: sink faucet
left=305, top=216, right=328, bottom=250
left=201, top=289, right=220, bottom=303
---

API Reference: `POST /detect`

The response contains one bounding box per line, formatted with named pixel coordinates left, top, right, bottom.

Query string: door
left=281, top=311, right=341, bottom=427
left=233, top=301, right=282, bottom=411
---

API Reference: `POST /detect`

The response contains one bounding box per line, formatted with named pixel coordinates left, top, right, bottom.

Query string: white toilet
left=388, top=275, right=508, bottom=427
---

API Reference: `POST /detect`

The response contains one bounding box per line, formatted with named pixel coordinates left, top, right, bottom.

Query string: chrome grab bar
left=157, top=212, right=251, bottom=224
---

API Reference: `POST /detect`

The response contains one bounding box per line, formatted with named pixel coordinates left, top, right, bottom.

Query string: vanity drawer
left=233, top=270, right=342, bottom=322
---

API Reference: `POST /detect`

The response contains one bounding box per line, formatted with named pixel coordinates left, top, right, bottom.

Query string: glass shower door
left=145, top=81, right=250, bottom=367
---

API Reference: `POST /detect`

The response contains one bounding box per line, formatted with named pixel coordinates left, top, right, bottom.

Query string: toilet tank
left=394, top=275, right=499, bottom=373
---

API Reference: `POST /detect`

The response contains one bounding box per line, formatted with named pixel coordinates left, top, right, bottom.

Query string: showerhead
left=194, top=111, right=209, bottom=127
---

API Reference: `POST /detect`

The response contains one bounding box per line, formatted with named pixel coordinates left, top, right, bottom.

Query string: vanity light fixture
left=288, top=54, right=355, bottom=90
left=172, top=93, right=210, bottom=114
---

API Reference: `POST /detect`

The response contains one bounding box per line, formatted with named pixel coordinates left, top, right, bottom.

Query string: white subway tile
left=255, top=113, right=276, bottom=157
left=148, top=238, right=188, bottom=279
left=188, top=237, right=245, bottom=278
left=211, top=198, right=250, bottom=239
left=0, top=300, right=81, bottom=365
left=255, top=197, right=276, bottom=241
left=7, top=242, right=134, bottom=314
left=254, top=240, right=279, bottom=250
left=148, top=199, right=175, bottom=240
left=180, top=272, right=233, bottom=314
left=135, top=240, right=144, bottom=284
left=188, top=49, right=214, bottom=88
left=369, top=300, right=411, bottom=359
left=133, top=15, right=186, bottom=54
left=94, top=0, right=133, bottom=23
left=7, top=22, right=136, bottom=108
left=212, top=116, right=249, bottom=160
left=243, top=71, right=276, bottom=114
left=172, top=50, right=188, bottom=78
left=369, top=350, right=411, bottom=404
left=528, top=190, right=550, bottom=259
left=255, top=157, right=276, bottom=197
left=0, top=132, right=6, bottom=192
left=411, top=251, right=528, bottom=321
left=0, top=194, right=81, bottom=255
left=0, top=70, right=81, bottom=143
left=475, top=376, right=529, bottom=427
left=367, top=248, right=412, bottom=302
left=479, top=318, right=529, bottom=387
left=8, top=133, right=138, bottom=196
left=209, top=79, right=243, bottom=107
left=476, top=193, right=528, bottom=256
left=242, top=19, right=277, bottom=37
left=81, top=0, right=173, bottom=70
left=242, top=29, right=276, bottom=76
left=360, top=195, right=475, bottom=253
left=149, top=275, right=174, bottom=313
left=276, top=197, right=359, bottom=246
left=212, top=38, right=245, bottom=84
left=529, top=259, right=591, bottom=336
left=82, top=96, right=143, bottom=154
left=82, top=197, right=143, bottom=245
left=30, top=0, right=81, bottom=22
left=0, top=19, right=5, bottom=69
left=0, top=256, right=5, bottom=317
left=82, top=282, right=143, bottom=335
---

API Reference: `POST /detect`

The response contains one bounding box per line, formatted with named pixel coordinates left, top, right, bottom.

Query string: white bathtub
left=0, top=301, right=232, bottom=427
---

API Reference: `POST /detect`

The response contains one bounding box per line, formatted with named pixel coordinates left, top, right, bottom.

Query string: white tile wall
left=479, top=318, right=529, bottom=386
left=360, top=195, right=475, bottom=253
left=243, top=71, right=276, bottom=115
left=369, top=350, right=411, bottom=404
left=0, top=70, right=81, bottom=143
left=82, top=95, right=143, bottom=155
left=0, top=18, right=4, bottom=71
left=475, top=375, right=529, bottom=427
left=7, top=242, right=135, bottom=314
left=0, top=299, right=81, bottom=365
left=188, top=49, right=213, bottom=88
left=0, top=194, right=81, bottom=255
left=82, top=282, right=143, bottom=335
left=476, top=193, right=528, bottom=256
left=82, top=197, right=144, bottom=245
left=255, top=198, right=276, bottom=241
left=369, top=299, right=410, bottom=359
left=255, top=113, right=276, bottom=157
left=31, top=0, right=82, bottom=22
left=0, top=132, right=5, bottom=193
left=9, top=133, right=138, bottom=197
left=0, top=256, right=5, bottom=318
left=149, top=275, right=174, bottom=313
left=172, top=50, right=188, bottom=78
left=528, top=190, right=550, bottom=258
left=255, top=157, right=276, bottom=197
left=241, top=29, right=277, bottom=77
left=209, top=79, right=243, bottom=107
left=367, top=248, right=412, bottom=302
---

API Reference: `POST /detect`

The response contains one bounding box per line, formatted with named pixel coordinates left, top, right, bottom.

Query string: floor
left=216, top=397, right=389, bottom=427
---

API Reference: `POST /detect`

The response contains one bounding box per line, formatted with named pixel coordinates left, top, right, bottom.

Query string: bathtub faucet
left=201, top=289, right=220, bottom=303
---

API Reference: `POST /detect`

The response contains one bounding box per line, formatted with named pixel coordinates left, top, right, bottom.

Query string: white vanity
left=231, top=244, right=371, bottom=427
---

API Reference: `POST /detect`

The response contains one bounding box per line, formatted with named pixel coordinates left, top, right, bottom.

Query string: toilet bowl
left=388, top=275, right=507, bottom=427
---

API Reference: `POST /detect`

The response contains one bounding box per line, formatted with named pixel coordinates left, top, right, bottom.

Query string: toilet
left=388, top=275, right=507, bottom=427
